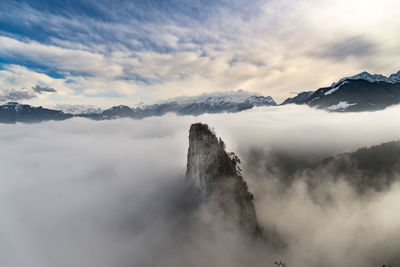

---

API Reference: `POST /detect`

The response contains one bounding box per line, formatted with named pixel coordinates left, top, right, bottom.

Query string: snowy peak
left=332, top=70, right=400, bottom=86
left=388, top=70, right=400, bottom=83
left=55, top=104, right=102, bottom=115
left=0, top=90, right=276, bottom=123
left=160, top=90, right=276, bottom=106
left=100, top=105, right=138, bottom=119
left=281, top=68, right=400, bottom=112
left=244, top=95, right=276, bottom=106
left=95, top=90, right=276, bottom=119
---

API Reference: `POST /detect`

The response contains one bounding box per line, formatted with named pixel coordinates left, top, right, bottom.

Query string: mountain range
left=0, top=102, right=73, bottom=123
left=80, top=90, right=276, bottom=120
left=2, top=69, right=400, bottom=123
left=0, top=90, right=276, bottom=123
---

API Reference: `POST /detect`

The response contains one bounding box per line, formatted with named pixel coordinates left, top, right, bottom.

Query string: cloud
left=0, top=83, right=58, bottom=103
left=32, top=85, right=57, bottom=94
left=1, top=105, right=400, bottom=266
left=0, top=36, right=124, bottom=78
left=0, top=89, right=36, bottom=101
left=1, top=0, right=400, bottom=105
left=312, top=36, right=377, bottom=60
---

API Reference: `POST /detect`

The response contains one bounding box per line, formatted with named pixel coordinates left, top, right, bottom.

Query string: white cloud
left=0, top=36, right=123, bottom=78
left=1, top=0, right=400, bottom=105
left=1, top=106, right=400, bottom=266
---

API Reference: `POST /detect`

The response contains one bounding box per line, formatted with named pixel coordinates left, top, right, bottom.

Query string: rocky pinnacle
left=185, top=123, right=260, bottom=234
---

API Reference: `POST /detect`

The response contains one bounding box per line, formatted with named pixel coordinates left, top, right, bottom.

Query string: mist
left=1, top=105, right=400, bottom=267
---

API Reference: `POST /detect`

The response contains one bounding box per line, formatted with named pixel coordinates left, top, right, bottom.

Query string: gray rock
left=185, top=123, right=261, bottom=235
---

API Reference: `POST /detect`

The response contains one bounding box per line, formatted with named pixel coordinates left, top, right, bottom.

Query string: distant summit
left=185, top=123, right=261, bottom=235
left=55, top=104, right=102, bottom=115
left=281, top=69, right=400, bottom=112
left=332, top=70, right=400, bottom=87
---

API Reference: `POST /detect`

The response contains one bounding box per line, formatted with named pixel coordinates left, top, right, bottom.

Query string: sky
left=1, top=0, right=400, bottom=107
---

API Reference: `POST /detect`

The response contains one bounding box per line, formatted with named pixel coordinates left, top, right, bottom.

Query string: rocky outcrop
left=185, top=123, right=260, bottom=234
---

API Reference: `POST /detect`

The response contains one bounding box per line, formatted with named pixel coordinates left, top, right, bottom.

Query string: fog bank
left=1, top=105, right=400, bottom=267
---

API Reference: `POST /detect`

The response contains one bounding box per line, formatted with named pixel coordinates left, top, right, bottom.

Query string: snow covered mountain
left=332, top=70, right=400, bottom=87
left=88, top=90, right=276, bottom=120
left=0, top=90, right=276, bottom=123
left=281, top=69, right=400, bottom=112
left=161, top=90, right=275, bottom=106
left=54, top=104, right=103, bottom=115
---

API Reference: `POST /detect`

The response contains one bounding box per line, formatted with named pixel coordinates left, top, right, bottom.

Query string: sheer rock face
left=185, top=123, right=259, bottom=234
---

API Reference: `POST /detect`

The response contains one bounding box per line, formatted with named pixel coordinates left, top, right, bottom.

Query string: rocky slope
left=280, top=91, right=314, bottom=105
left=185, top=123, right=260, bottom=234
left=250, top=140, right=400, bottom=193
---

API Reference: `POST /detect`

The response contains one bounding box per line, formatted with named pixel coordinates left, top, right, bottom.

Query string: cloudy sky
left=1, top=0, right=400, bottom=107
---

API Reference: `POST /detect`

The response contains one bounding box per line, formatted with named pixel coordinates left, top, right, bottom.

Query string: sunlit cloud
left=1, top=0, right=400, bottom=106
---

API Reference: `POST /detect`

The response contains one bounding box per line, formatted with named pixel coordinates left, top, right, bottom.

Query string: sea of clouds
left=1, top=104, right=400, bottom=267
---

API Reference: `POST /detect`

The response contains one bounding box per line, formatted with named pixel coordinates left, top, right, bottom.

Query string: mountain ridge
left=332, top=70, right=400, bottom=87
left=0, top=90, right=276, bottom=123
left=253, top=140, right=400, bottom=193
left=281, top=69, right=400, bottom=111
left=0, top=102, right=73, bottom=123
